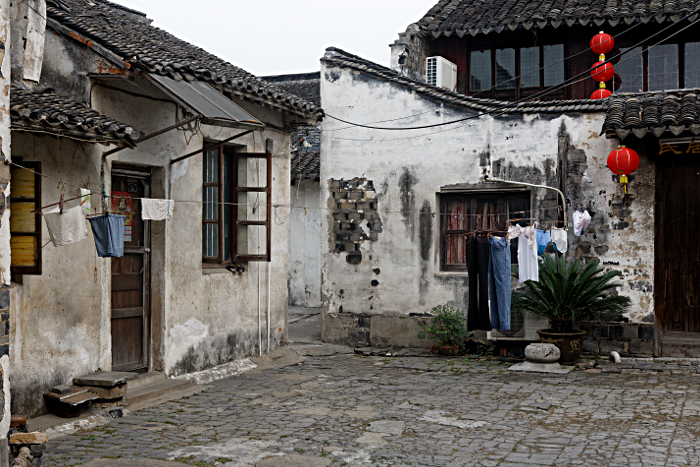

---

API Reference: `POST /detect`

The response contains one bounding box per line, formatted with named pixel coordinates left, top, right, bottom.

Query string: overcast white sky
left=111, top=0, right=435, bottom=76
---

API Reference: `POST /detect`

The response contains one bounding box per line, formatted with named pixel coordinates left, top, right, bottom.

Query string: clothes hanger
left=32, top=188, right=94, bottom=214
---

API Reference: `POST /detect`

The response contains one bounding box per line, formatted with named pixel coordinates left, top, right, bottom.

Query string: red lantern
left=591, top=88, right=612, bottom=99
left=591, top=61, right=614, bottom=82
left=591, top=31, right=614, bottom=55
left=607, top=146, right=640, bottom=194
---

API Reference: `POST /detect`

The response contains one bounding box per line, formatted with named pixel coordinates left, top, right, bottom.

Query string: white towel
left=550, top=227, right=568, bottom=252
left=573, top=210, right=591, bottom=237
left=43, top=205, right=88, bottom=247
left=141, top=198, right=173, bottom=220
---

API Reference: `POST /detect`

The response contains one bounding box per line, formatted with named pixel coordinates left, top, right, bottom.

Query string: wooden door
left=111, top=170, right=150, bottom=371
left=655, top=154, right=700, bottom=356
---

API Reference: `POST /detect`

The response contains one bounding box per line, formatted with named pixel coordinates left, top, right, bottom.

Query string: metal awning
left=145, top=74, right=265, bottom=130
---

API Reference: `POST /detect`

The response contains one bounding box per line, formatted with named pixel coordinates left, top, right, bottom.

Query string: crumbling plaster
left=320, top=65, right=655, bottom=344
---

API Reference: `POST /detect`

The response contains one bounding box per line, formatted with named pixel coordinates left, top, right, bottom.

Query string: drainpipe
left=267, top=262, right=271, bottom=353
left=258, top=263, right=262, bottom=357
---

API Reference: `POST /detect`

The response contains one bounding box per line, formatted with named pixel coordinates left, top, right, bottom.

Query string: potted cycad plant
left=512, top=254, right=631, bottom=363
left=416, top=304, right=469, bottom=356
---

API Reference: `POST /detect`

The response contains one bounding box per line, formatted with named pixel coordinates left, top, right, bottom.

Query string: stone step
left=124, top=378, right=195, bottom=406
left=126, top=371, right=167, bottom=391
left=73, top=371, right=138, bottom=388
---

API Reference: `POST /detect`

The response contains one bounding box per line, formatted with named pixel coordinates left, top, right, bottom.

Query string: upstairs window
left=203, top=145, right=271, bottom=265
left=648, top=44, right=679, bottom=91
left=468, top=44, right=565, bottom=99
left=615, top=42, right=700, bottom=93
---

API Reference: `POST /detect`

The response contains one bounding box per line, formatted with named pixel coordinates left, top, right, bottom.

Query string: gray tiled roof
left=602, top=89, right=700, bottom=139
left=262, top=73, right=321, bottom=107
left=11, top=85, right=141, bottom=145
left=322, top=47, right=607, bottom=114
left=291, top=150, right=320, bottom=179
left=418, top=0, right=700, bottom=38
left=47, top=0, right=321, bottom=121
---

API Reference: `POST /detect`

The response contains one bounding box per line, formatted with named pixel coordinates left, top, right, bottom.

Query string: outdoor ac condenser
left=487, top=310, right=546, bottom=341
left=426, top=56, right=457, bottom=91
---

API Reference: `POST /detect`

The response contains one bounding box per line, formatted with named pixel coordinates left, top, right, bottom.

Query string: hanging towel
left=88, top=214, right=125, bottom=258
left=535, top=229, right=551, bottom=256
left=573, top=210, right=592, bottom=236
left=550, top=227, right=568, bottom=253
left=80, top=188, right=91, bottom=216
left=141, top=198, right=173, bottom=221
left=518, top=226, right=539, bottom=283
left=43, top=205, right=88, bottom=247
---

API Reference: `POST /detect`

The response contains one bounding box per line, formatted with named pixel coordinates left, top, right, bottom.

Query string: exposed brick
left=0, top=289, right=9, bottom=310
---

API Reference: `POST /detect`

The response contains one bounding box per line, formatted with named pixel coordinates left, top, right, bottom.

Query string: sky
left=111, top=0, right=436, bottom=76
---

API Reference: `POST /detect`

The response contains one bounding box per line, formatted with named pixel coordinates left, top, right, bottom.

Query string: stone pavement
left=42, top=346, right=700, bottom=467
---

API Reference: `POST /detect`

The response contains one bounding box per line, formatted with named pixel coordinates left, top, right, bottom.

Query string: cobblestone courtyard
left=43, top=345, right=700, bottom=467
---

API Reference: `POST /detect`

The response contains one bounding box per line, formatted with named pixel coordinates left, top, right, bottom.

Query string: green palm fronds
left=512, top=254, right=631, bottom=333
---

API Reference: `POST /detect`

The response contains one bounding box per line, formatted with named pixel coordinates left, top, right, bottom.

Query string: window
left=616, top=47, right=643, bottom=93
left=496, top=48, right=516, bottom=89
left=10, top=162, right=42, bottom=276
left=543, top=45, right=564, bottom=86
left=685, top=42, right=700, bottom=88
left=440, top=191, right=530, bottom=271
left=467, top=44, right=564, bottom=98
left=470, top=50, right=491, bottom=91
left=520, top=47, right=540, bottom=88
left=648, top=43, right=679, bottom=91
left=202, top=145, right=271, bottom=264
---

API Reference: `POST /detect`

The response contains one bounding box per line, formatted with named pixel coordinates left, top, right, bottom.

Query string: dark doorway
left=111, top=168, right=151, bottom=371
left=655, top=153, right=700, bottom=356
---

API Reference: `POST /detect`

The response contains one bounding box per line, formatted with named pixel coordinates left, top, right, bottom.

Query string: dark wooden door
left=655, top=154, right=700, bottom=356
left=111, top=171, right=150, bottom=371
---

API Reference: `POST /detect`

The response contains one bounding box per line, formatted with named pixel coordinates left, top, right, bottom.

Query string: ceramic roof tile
left=11, top=85, right=141, bottom=144
left=47, top=0, right=321, bottom=121
left=417, top=0, right=700, bottom=37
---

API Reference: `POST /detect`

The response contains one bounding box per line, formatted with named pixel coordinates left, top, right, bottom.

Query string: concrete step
left=124, top=378, right=195, bottom=407
left=127, top=371, right=167, bottom=391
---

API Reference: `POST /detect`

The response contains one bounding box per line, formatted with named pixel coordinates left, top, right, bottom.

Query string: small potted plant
left=512, top=254, right=631, bottom=363
left=416, top=304, right=469, bottom=356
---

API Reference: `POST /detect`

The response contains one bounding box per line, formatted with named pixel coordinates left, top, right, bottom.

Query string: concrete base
left=508, top=361, right=573, bottom=374
left=323, top=312, right=435, bottom=348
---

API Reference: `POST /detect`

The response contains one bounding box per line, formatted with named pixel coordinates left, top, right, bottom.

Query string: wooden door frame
left=111, top=166, right=152, bottom=371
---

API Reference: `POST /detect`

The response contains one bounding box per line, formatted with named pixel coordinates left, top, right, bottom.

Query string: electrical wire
left=325, top=10, right=700, bottom=132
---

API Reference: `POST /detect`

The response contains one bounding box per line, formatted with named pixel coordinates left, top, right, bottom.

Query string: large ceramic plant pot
left=536, top=329, right=587, bottom=363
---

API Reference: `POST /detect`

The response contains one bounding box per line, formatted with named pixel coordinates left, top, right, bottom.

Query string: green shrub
left=416, top=304, right=469, bottom=347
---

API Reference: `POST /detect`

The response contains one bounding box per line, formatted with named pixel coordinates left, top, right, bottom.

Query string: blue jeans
left=489, top=236, right=511, bottom=331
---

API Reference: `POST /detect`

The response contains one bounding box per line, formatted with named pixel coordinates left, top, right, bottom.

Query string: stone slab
left=82, top=459, right=186, bottom=467
left=73, top=371, right=138, bottom=388
left=85, top=384, right=127, bottom=401
left=508, top=361, right=573, bottom=374
left=10, top=433, right=47, bottom=445
left=256, top=454, right=331, bottom=467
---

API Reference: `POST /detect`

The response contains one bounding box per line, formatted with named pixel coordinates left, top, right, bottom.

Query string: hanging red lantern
left=591, top=61, right=615, bottom=82
left=607, top=146, right=640, bottom=193
left=591, top=87, right=612, bottom=100
left=590, top=31, right=614, bottom=55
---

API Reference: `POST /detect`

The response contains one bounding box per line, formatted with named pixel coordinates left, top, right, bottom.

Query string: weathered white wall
left=320, top=64, right=655, bottom=336
left=288, top=180, right=321, bottom=308
left=9, top=134, right=109, bottom=417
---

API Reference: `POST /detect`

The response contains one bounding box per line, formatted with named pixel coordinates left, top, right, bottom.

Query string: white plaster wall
left=92, top=84, right=291, bottom=376
left=9, top=135, right=109, bottom=417
left=288, top=180, right=321, bottom=308
left=320, top=64, right=654, bottom=325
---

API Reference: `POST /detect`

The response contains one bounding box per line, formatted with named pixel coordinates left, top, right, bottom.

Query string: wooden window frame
left=202, top=145, right=271, bottom=265
left=439, top=190, right=530, bottom=272
left=10, top=161, right=42, bottom=276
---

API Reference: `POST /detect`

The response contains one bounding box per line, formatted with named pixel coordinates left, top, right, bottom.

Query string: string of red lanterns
left=590, top=31, right=614, bottom=100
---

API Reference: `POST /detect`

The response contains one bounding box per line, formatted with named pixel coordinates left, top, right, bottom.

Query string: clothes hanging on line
left=488, top=236, right=511, bottom=332
left=80, top=188, right=92, bottom=216
left=518, top=226, right=538, bottom=283
left=573, top=210, right=591, bottom=236
left=88, top=214, right=125, bottom=258
left=507, top=224, right=523, bottom=240
left=43, top=205, right=88, bottom=247
left=535, top=229, right=551, bottom=256
left=142, top=198, right=174, bottom=221
left=466, top=236, right=492, bottom=332
left=550, top=227, right=568, bottom=252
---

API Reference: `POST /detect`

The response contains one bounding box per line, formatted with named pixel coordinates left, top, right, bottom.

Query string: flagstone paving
left=42, top=349, right=700, bottom=467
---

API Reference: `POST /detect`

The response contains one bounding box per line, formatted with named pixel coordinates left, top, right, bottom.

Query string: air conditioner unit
left=426, top=56, right=457, bottom=90
left=488, top=310, right=547, bottom=341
